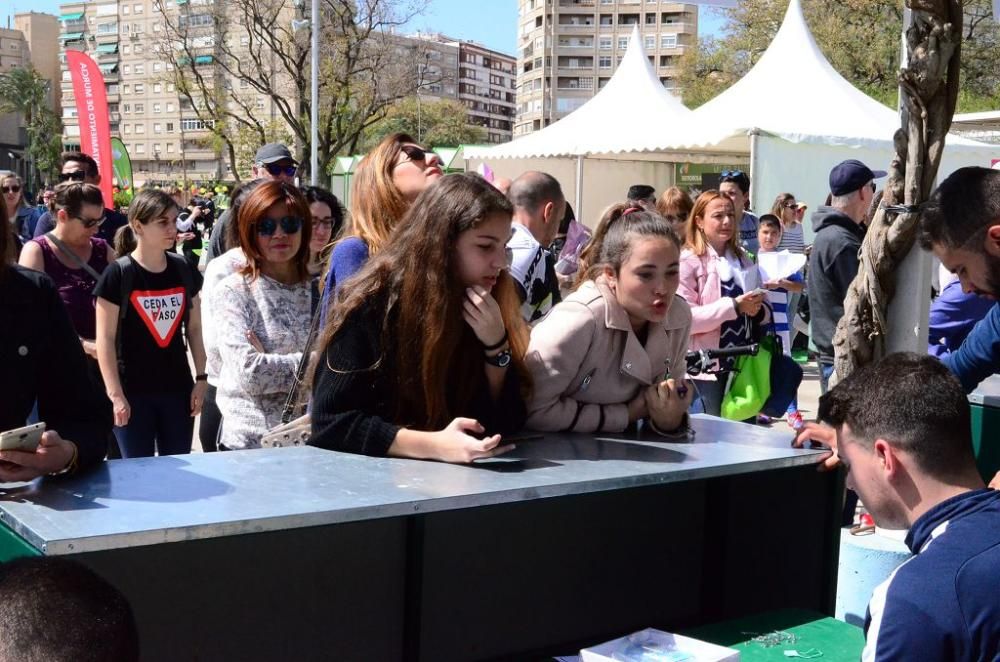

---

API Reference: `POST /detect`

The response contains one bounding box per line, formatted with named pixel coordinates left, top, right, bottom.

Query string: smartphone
left=0, top=422, right=45, bottom=453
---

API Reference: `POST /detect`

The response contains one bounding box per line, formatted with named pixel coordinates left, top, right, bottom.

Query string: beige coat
left=525, top=278, right=693, bottom=433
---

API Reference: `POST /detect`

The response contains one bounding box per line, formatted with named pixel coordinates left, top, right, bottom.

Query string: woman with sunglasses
left=655, top=186, right=694, bottom=240
left=319, top=133, right=443, bottom=317
left=4, top=174, right=43, bottom=250
left=18, top=182, right=115, bottom=360
left=309, top=173, right=529, bottom=462
left=94, top=189, right=207, bottom=458
left=214, top=181, right=314, bottom=450
left=526, top=206, right=693, bottom=435
left=301, top=186, right=345, bottom=280
left=771, top=193, right=806, bottom=254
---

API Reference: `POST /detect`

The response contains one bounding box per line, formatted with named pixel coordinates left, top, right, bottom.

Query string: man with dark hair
left=32, top=152, right=127, bottom=244
left=205, top=143, right=299, bottom=264
left=718, top=169, right=759, bottom=256
left=626, top=184, right=656, bottom=211
left=812, top=352, right=999, bottom=661
left=808, top=159, right=886, bottom=393
left=507, top=171, right=567, bottom=322
left=0, top=557, right=139, bottom=662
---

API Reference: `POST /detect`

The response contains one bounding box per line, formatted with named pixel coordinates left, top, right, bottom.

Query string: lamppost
left=292, top=0, right=319, bottom=186
left=416, top=52, right=430, bottom=143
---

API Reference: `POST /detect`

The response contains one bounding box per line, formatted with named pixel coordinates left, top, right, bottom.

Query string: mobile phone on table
left=0, top=422, right=45, bottom=453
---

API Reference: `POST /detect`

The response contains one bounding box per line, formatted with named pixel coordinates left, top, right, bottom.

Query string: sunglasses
left=58, top=171, right=87, bottom=182
left=264, top=163, right=298, bottom=178
left=782, top=202, right=798, bottom=209
left=256, top=216, right=303, bottom=236
left=720, top=169, right=745, bottom=178
left=870, top=182, right=877, bottom=193
left=1, top=185, right=20, bottom=194
left=75, top=214, right=105, bottom=229
left=397, top=145, right=430, bottom=165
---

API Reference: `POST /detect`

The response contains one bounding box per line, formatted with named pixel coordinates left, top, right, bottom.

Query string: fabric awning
left=60, top=32, right=84, bottom=41
left=96, top=43, right=119, bottom=54
left=60, top=12, right=84, bottom=21
left=194, top=55, right=213, bottom=64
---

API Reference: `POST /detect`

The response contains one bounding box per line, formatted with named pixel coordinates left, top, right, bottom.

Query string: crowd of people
left=1, top=141, right=999, bottom=660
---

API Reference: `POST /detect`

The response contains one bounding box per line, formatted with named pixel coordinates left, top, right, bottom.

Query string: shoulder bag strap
left=45, top=233, right=103, bottom=283
left=279, top=281, right=323, bottom=424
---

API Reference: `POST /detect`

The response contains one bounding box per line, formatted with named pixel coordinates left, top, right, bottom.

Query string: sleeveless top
left=33, top=235, right=110, bottom=340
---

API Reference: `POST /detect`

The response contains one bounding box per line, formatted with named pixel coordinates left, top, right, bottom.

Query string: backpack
left=114, top=252, right=196, bottom=376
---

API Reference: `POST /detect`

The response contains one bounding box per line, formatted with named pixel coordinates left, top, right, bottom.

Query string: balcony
left=558, top=0, right=595, bottom=5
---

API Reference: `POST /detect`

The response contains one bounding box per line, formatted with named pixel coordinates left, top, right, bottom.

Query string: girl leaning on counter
left=308, top=173, right=530, bottom=463
left=525, top=205, right=694, bottom=436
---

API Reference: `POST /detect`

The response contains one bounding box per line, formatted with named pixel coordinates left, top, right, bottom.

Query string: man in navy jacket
left=817, top=353, right=999, bottom=661
left=919, top=166, right=1000, bottom=489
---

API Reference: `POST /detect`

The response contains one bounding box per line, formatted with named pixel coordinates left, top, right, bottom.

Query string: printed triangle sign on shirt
left=130, top=287, right=186, bottom=348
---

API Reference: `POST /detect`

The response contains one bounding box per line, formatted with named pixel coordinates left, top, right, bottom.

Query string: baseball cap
left=254, top=143, right=298, bottom=165
left=829, top=159, right=887, bottom=196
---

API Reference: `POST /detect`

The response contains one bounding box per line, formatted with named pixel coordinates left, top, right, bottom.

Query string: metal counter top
left=0, top=415, right=824, bottom=555
left=968, top=374, right=1000, bottom=407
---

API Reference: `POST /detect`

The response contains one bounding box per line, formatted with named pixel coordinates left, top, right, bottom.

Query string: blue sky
left=5, top=0, right=725, bottom=54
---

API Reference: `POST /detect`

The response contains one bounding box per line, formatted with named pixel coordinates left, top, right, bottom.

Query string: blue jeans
left=819, top=362, right=835, bottom=395
left=689, top=377, right=728, bottom=417
left=114, top=392, right=193, bottom=458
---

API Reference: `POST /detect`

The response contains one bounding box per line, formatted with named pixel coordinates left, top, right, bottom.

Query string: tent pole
left=748, top=128, right=760, bottom=213
left=575, top=155, right=584, bottom=224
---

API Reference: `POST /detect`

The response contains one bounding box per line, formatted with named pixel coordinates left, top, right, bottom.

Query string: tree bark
left=832, top=0, right=963, bottom=382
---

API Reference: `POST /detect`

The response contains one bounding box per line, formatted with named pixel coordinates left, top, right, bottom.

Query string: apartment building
left=515, top=0, right=698, bottom=136
left=1, top=13, right=60, bottom=175
left=58, top=0, right=293, bottom=185
left=401, top=32, right=517, bottom=144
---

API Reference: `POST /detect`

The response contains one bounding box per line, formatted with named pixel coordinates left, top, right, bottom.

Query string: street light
left=416, top=52, right=430, bottom=143
left=292, top=0, right=319, bottom=186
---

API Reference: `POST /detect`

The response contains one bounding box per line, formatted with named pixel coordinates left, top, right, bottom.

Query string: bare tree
left=158, top=0, right=432, bottom=181
left=832, top=0, right=963, bottom=381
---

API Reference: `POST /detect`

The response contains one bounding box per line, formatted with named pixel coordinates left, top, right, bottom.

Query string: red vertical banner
left=66, top=50, right=114, bottom=206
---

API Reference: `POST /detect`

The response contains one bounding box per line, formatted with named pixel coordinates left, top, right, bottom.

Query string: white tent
left=464, top=26, right=744, bottom=222
left=678, top=0, right=998, bottom=228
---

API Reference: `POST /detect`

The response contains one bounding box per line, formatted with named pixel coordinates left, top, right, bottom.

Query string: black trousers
left=198, top=384, right=221, bottom=453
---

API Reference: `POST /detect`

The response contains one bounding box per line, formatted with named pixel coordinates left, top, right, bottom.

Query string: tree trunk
left=832, top=0, right=963, bottom=382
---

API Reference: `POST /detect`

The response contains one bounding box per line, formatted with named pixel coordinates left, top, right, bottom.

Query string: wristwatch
left=484, top=349, right=512, bottom=368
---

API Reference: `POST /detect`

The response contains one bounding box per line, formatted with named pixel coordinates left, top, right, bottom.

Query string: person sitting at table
left=0, top=210, right=110, bottom=482
left=796, top=352, right=999, bottom=661
left=525, top=205, right=693, bottom=435
left=0, top=556, right=139, bottom=661
left=309, top=173, right=529, bottom=463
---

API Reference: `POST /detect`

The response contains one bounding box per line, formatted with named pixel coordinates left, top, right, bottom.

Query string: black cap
left=254, top=143, right=298, bottom=165
left=627, top=184, right=655, bottom=201
left=829, top=159, right=886, bottom=196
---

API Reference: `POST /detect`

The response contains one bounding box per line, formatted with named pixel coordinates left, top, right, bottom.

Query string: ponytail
left=114, top=224, right=137, bottom=255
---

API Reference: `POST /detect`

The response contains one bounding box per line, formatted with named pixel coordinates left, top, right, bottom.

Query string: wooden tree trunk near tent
left=832, top=0, right=963, bottom=382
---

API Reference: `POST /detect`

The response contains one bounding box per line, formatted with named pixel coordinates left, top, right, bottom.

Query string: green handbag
left=720, top=335, right=776, bottom=421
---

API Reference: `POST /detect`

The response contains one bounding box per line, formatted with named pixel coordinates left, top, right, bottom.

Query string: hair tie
left=622, top=207, right=643, bottom=217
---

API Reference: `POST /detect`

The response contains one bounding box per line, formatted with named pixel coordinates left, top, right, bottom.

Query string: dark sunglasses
left=720, top=169, right=745, bottom=178
left=75, top=214, right=105, bottom=229
left=399, top=145, right=429, bottom=163
left=256, top=216, right=303, bottom=236
left=58, top=171, right=87, bottom=182
left=264, top=163, right=298, bottom=178
left=1, top=185, right=20, bottom=194
left=870, top=182, right=877, bottom=193
left=782, top=202, right=798, bottom=209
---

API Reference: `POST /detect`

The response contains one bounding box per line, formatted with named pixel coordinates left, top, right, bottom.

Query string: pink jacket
left=678, top=246, right=761, bottom=377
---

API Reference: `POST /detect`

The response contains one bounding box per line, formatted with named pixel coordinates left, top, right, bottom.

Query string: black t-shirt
left=95, top=255, right=203, bottom=394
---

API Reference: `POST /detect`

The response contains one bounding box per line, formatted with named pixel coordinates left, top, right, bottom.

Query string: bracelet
left=648, top=414, right=692, bottom=440
left=50, top=441, right=79, bottom=477
left=482, top=331, right=508, bottom=352
left=195, top=374, right=208, bottom=381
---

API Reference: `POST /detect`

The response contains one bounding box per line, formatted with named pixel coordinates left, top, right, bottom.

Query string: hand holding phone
left=0, top=422, right=45, bottom=453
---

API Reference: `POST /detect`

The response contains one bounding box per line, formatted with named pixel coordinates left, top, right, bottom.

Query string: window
left=166, top=122, right=174, bottom=132
left=122, top=64, right=131, bottom=74
left=166, top=102, right=175, bottom=112
left=660, top=34, right=677, bottom=48
left=134, top=63, right=144, bottom=75
left=136, top=143, right=145, bottom=153
left=166, top=143, right=174, bottom=153
left=241, top=35, right=249, bottom=47
left=107, top=84, right=119, bottom=94
left=153, top=103, right=161, bottom=113
left=134, top=3, right=143, bottom=13
left=617, top=37, right=628, bottom=49
left=153, top=82, right=162, bottom=93
left=122, top=5, right=130, bottom=14
left=123, top=83, right=131, bottom=93
left=599, top=36, right=612, bottom=50
left=644, top=36, right=655, bottom=50
left=239, top=78, right=249, bottom=89
left=123, top=124, right=131, bottom=134
left=135, top=83, right=144, bottom=93
left=181, top=118, right=214, bottom=130
left=167, top=82, right=175, bottom=92
left=153, top=62, right=161, bottom=73
left=598, top=56, right=611, bottom=69
left=153, top=143, right=161, bottom=153
left=134, top=44, right=143, bottom=54
left=123, top=103, right=131, bottom=113
left=256, top=97, right=265, bottom=110
left=122, top=44, right=130, bottom=54
left=136, top=123, right=145, bottom=133
left=645, top=13, right=656, bottom=24
left=135, top=103, right=144, bottom=112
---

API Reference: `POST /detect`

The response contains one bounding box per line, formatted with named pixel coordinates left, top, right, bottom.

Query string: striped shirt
left=777, top=223, right=806, bottom=254
left=718, top=277, right=748, bottom=371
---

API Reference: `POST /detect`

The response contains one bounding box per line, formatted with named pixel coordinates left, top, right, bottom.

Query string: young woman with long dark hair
left=309, top=173, right=530, bottom=463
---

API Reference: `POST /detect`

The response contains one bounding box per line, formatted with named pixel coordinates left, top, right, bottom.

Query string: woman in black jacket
left=309, top=173, right=530, bottom=463
left=0, top=209, right=110, bottom=481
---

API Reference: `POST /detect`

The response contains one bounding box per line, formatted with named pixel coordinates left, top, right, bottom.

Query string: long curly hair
left=313, top=173, right=531, bottom=430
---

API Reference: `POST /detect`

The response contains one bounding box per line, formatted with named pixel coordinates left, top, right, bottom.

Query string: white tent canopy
left=464, top=26, right=696, bottom=160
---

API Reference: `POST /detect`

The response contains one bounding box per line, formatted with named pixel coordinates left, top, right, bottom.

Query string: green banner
left=110, top=137, right=133, bottom=191
left=674, top=162, right=750, bottom=190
